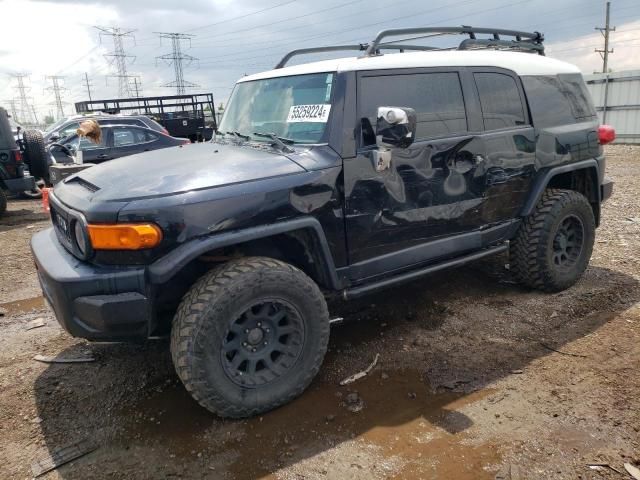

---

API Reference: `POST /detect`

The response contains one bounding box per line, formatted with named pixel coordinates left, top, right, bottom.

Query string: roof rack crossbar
left=275, top=45, right=368, bottom=69
left=275, top=43, right=443, bottom=68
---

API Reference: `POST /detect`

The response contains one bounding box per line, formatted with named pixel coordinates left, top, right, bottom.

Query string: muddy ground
left=1, top=144, right=639, bottom=480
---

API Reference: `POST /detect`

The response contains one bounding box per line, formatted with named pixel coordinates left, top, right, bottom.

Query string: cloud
left=2, top=0, right=639, bottom=122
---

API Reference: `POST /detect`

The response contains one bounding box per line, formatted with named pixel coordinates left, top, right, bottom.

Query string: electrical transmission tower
left=596, top=1, right=615, bottom=73
left=46, top=75, right=66, bottom=119
left=11, top=73, right=38, bottom=125
left=96, top=26, right=139, bottom=97
left=156, top=32, right=199, bottom=95
left=3, top=99, right=18, bottom=121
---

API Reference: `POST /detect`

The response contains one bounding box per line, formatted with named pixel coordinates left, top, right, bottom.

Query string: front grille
left=48, top=193, right=91, bottom=260
left=50, top=203, right=74, bottom=251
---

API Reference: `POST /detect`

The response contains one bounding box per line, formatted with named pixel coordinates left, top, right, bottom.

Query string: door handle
left=97, top=154, right=109, bottom=159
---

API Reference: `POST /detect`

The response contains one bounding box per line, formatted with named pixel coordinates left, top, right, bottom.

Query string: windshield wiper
left=252, top=131, right=295, bottom=153
left=226, top=130, right=250, bottom=141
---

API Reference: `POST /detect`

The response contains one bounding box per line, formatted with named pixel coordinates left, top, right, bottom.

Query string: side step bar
left=343, top=243, right=508, bottom=300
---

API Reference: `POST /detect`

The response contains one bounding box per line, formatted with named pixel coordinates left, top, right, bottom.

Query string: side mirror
left=49, top=133, right=60, bottom=142
left=375, top=107, right=417, bottom=148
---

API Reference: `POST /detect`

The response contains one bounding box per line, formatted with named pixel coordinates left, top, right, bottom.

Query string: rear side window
left=474, top=73, right=526, bottom=130
left=521, top=74, right=597, bottom=128
left=358, top=72, right=467, bottom=142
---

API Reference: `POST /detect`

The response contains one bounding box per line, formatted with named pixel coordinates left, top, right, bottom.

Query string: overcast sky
left=1, top=0, right=639, bottom=122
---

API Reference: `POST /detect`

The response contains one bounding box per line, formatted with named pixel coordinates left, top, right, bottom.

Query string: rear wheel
left=509, top=189, right=595, bottom=292
left=171, top=257, right=330, bottom=418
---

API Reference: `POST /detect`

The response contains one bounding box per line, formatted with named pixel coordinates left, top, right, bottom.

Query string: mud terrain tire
left=22, top=130, right=48, bottom=180
left=171, top=256, right=330, bottom=418
left=510, top=188, right=595, bottom=292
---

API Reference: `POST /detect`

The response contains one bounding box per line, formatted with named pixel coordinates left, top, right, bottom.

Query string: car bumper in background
left=31, top=228, right=151, bottom=341
left=4, top=175, right=36, bottom=193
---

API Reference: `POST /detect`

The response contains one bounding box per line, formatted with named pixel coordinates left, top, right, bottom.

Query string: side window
left=474, top=73, right=526, bottom=130
left=558, top=73, right=597, bottom=120
left=58, top=122, right=80, bottom=139
left=113, top=128, right=136, bottom=147
left=358, top=72, right=467, bottom=144
left=521, top=75, right=597, bottom=128
left=143, top=130, right=158, bottom=142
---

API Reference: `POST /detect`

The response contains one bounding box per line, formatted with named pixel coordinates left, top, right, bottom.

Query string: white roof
left=239, top=50, right=580, bottom=82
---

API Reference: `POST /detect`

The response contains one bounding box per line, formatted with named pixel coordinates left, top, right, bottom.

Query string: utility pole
left=595, top=1, right=615, bottom=74
left=155, top=32, right=199, bottom=95
left=45, top=75, right=66, bottom=119
left=131, top=77, right=142, bottom=98
left=96, top=26, right=137, bottom=97
left=82, top=72, right=94, bottom=101
left=11, top=73, right=37, bottom=125
left=596, top=2, right=616, bottom=124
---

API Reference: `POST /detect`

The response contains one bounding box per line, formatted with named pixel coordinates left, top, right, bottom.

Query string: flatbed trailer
left=74, top=93, right=216, bottom=142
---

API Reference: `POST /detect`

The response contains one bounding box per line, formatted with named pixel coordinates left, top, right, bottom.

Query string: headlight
left=74, top=221, right=87, bottom=255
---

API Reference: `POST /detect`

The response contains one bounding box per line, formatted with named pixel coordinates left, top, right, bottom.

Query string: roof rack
left=275, top=26, right=544, bottom=69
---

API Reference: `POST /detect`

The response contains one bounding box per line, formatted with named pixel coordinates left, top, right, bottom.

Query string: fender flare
left=520, top=159, right=600, bottom=217
left=148, top=217, right=342, bottom=289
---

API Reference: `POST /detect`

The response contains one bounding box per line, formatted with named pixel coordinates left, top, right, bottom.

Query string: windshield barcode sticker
left=286, top=104, right=331, bottom=123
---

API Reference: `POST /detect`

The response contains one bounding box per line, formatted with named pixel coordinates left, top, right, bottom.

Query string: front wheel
left=171, top=257, right=330, bottom=418
left=509, top=189, right=595, bottom=292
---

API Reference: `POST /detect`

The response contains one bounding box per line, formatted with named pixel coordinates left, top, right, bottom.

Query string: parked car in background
left=50, top=123, right=190, bottom=165
left=0, top=107, right=36, bottom=216
left=43, top=113, right=168, bottom=144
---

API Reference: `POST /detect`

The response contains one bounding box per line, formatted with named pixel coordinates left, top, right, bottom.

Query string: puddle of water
left=119, top=369, right=499, bottom=479
left=0, top=296, right=45, bottom=316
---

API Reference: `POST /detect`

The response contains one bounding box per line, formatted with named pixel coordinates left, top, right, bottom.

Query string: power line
left=156, top=32, right=199, bottom=94
left=595, top=1, right=616, bottom=73
left=186, top=0, right=298, bottom=33
left=45, top=75, right=66, bottom=119
left=96, top=26, right=137, bottom=97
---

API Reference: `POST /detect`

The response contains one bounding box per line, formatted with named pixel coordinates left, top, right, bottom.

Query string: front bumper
left=4, top=175, right=36, bottom=193
left=31, top=228, right=151, bottom=341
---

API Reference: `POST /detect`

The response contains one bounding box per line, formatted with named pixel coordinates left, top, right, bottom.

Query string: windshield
left=219, top=72, right=335, bottom=144
left=44, top=117, right=69, bottom=135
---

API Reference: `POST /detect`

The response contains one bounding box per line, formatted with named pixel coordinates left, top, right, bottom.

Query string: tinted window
left=359, top=72, right=467, bottom=142
left=521, top=74, right=597, bottom=128
left=558, top=73, right=597, bottom=120
left=114, top=128, right=136, bottom=146
left=474, top=73, right=526, bottom=130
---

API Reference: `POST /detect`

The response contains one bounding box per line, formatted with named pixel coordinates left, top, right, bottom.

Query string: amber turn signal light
left=87, top=223, right=163, bottom=250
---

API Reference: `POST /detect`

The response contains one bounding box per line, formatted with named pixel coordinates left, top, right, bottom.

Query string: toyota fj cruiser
left=31, top=27, right=614, bottom=418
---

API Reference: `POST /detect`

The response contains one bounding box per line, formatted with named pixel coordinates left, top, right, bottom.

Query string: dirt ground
left=0, top=144, right=639, bottom=480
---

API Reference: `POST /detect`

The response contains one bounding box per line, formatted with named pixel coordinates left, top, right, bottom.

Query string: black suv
left=0, top=107, right=36, bottom=216
left=31, top=27, right=614, bottom=418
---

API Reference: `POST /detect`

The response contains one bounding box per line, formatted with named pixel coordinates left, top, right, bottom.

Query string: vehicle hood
left=60, top=142, right=306, bottom=202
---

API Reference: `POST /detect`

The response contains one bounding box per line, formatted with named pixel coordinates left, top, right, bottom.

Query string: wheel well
left=546, top=167, right=600, bottom=225
left=152, top=229, right=330, bottom=335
